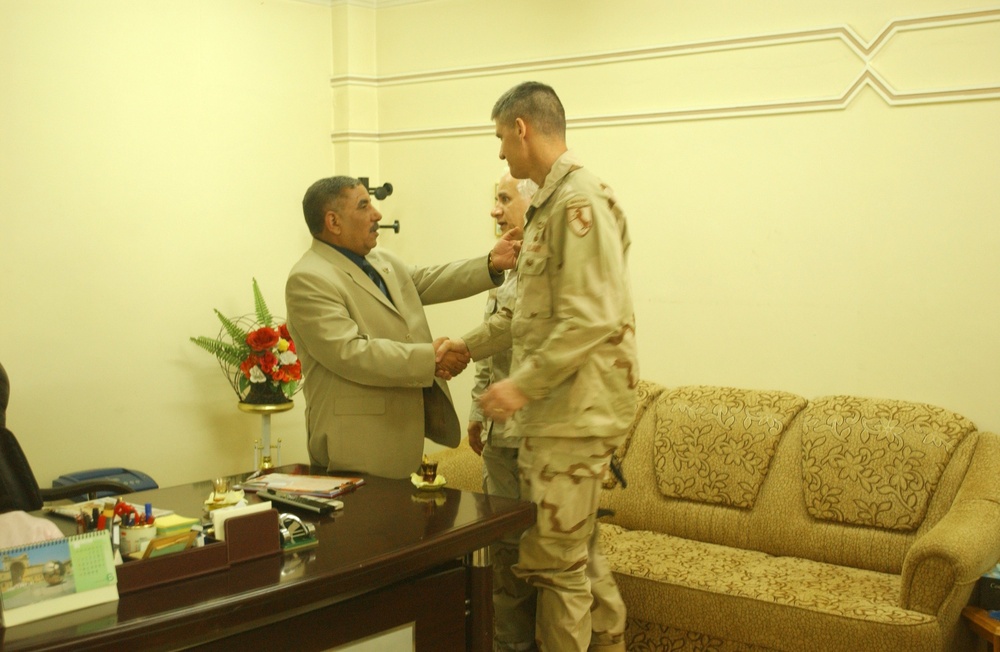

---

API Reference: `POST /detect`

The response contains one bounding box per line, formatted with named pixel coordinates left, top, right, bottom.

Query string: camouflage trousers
left=513, top=435, right=627, bottom=652
left=482, top=443, right=537, bottom=652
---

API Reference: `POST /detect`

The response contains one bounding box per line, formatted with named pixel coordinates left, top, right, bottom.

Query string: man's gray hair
left=491, top=81, right=566, bottom=139
left=302, top=176, right=360, bottom=235
left=502, top=166, right=538, bottom=200
left=516, top=177, right=539, bottom=199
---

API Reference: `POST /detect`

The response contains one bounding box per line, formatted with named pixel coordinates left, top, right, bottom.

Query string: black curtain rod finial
left=358, top=176, right=393, bottom=201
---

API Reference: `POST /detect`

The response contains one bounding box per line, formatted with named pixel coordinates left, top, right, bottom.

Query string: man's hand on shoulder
left=489, top=227, right=522, bottom=271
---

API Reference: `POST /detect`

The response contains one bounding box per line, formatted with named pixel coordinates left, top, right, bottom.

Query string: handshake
left=432, top=337, right=528, bottom=423
left=432, top=337, right=470, bottom=380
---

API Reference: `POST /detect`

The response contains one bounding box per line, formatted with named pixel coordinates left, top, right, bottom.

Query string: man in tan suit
left=286, top=176, right=520, bottom=479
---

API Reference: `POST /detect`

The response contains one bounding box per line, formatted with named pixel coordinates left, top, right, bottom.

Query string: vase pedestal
left=238, top=400, right=294, bottom=470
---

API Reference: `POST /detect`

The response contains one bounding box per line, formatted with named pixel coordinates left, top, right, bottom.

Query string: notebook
left=0, top=530, right=119, bottom=628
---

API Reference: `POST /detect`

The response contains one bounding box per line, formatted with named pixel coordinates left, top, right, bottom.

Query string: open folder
left=241, top=473, right=363, bottom=498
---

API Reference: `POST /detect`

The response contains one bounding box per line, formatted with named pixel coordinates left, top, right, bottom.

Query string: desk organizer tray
left=116, top=509, right=280, bottom=594
left=117, top=539, right=228, bottom=594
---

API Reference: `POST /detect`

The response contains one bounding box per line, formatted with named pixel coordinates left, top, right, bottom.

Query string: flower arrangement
left=190, top=279, right=302, bottom=404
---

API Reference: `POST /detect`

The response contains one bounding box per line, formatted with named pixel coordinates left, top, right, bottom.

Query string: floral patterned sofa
left=432, top=381, right=1000, bottom=651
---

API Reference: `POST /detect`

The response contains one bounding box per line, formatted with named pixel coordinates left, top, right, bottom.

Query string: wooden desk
left=1, top=464, right=535, bottom=651
left=964, top=606, right=1000, bottom=651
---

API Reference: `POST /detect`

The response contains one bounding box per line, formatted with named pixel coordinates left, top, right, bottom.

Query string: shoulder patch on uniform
left=566, top=200, right=593, bottom=237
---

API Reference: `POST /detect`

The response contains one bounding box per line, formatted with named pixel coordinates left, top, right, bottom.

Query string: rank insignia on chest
left=567, top=202, right=593, bottom=237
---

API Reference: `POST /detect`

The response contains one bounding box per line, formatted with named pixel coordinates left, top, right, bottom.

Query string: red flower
left=274, top=360, right=302, bottom=383
left=257, top=350, right=279, bottom=376
left=240, top=355, right=259, bottom=380
left=246, top=327, right=280, bottom=352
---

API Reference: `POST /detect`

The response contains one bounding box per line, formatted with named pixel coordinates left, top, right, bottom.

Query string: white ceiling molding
left=331, top=7, right=1000, bottom=142
left=321, top=0, right=432, bottom=7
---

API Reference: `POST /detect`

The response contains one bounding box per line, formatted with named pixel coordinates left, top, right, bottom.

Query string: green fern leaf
left=189, top=336, right=247, bottom=367
left=252, top=278, right=273, bottom=326
left=214, top=309, right=248, bottom=345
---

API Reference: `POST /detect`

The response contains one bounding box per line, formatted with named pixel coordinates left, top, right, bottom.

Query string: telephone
left=52, top=467, right=158, bottom=502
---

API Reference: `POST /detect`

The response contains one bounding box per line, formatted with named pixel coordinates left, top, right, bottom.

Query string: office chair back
left=1, top=361, right=45, bottom=512
left=0, top=359, right=9, bottom=429
left=1, top=426, right=45, bottom=513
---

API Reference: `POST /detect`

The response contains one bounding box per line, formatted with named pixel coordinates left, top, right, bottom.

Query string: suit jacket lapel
left=310, top=240, right=399, bottom=313
left=366, top=253, right=400, bottom=309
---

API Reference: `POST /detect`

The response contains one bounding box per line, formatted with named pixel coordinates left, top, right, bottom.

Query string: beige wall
left=2, top=0, right=998, bottom=489
left=366, top=0, right=1000, bottom=458
left=0, top=0, right=333, bottom=487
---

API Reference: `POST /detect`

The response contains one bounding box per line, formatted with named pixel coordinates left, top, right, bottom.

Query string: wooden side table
left=964, top=606, right=1000, bottom=651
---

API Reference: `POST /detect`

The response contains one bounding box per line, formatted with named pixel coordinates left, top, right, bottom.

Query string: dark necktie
left=360, top=259, right=390, bottom=300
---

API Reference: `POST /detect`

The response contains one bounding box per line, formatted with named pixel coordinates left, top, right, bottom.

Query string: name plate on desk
left=224, top=509, right=280, bottom=564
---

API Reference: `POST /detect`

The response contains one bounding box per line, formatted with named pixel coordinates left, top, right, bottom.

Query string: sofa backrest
left=600, top=381, right=981, bottom=574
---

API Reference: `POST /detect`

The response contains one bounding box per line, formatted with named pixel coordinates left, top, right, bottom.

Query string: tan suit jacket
left=286, top=239, right=496, bottom=478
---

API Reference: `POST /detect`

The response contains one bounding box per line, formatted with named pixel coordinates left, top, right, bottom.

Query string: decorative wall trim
left=325, top=0, right=430, bottom=7
left=332, top=8, right=1000, bottom=142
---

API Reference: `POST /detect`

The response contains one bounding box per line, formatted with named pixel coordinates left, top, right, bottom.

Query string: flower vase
left=242, top=382, right=291, bottom=406
left=238, top=383, right=294, bottom=471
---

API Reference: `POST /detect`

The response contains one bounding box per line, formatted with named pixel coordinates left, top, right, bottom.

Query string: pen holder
left=120, top=523, right=157, bottom=556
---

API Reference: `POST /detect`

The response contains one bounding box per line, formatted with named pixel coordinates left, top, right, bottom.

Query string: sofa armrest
left=901, top=433, right=1000, bottom=615
left=902, top=498, right=1000, bottom=614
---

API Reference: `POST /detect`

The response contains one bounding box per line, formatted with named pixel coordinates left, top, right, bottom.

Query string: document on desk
left=242, top=473, right=363, bottom=498
left=44, top=500, right=173, bottom=521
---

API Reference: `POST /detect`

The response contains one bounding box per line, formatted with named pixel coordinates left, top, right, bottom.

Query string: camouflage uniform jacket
left=468, top=271, right=518, bottom=447
left=464, top=150, right=638, bottom=439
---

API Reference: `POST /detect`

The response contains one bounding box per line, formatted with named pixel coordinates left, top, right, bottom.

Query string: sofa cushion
left=599, top=522, right=939, bottom=651
left=604, top=379, right=665, bottom=490
left=800, top=396, right=975, bottom=532
left=624, top=618, right=778, bottom=652
left=651, top=386, right=807, bottom=509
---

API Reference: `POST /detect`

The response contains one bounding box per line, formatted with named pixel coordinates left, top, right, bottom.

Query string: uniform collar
left=530, top=150, right=583, bottom=210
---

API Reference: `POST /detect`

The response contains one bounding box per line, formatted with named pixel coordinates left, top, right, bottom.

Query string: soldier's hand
left=467, top=421, right=485, bottom=456
left=478, top=379, right=528, bottom=422
left=433, top=337, right=470, bottom=379
left=435, top=337, right=469, bottom=362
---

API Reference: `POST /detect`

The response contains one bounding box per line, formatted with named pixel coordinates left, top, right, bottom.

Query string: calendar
left=0, top=530, right=118, bottom=628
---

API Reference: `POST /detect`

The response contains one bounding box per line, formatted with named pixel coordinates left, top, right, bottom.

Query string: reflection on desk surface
left=12, top=463, right=535, bottom=652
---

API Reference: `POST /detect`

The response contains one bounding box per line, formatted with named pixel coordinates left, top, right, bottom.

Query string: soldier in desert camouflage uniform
left=440, top=81, right=637, bottom=652
left=468, top=170, right=539, bottom=652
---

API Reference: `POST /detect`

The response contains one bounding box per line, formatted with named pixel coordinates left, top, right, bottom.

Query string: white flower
left=248, top=366, right=267, bottom=383
left=279, top=351, right=298, bottom=365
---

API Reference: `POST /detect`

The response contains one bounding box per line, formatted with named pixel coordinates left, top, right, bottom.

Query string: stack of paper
left=154, top=514, right=200, bottom=537
left=242, top=473, right=363, bottom=498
